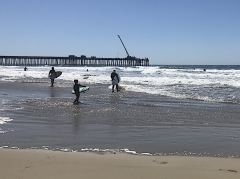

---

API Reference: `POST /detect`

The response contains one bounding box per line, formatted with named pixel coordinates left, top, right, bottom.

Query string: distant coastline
left=150, top=64, right=240, bottom=69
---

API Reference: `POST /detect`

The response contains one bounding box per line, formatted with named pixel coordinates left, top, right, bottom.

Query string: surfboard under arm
left=49, top=71, right=62, bottom=79
left=72, top=86, right=90, bottom=94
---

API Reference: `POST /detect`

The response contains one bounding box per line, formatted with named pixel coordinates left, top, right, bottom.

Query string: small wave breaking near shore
left=1, top=65, right=240, bottom=104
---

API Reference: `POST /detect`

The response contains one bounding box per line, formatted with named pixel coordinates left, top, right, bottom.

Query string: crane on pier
left=116, top=35, right=149, bottom=66
left=117, top=35, right=130, bottom=57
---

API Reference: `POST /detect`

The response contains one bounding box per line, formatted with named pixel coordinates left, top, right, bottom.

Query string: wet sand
left=1, top=80, right=240, bottom=156
left=0, top=149, right=240, bottom=179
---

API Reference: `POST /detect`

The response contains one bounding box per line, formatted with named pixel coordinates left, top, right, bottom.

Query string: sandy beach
left=0, top=149, right=240, bottom=179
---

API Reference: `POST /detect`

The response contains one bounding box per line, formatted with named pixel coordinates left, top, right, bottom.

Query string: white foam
left=1, top=66, right=240, bottom=103
left=122, top=148, right=137, bottom=154
left=0, top=117, right=13, bottom=125
left=80, top=148, right=139, bottom=155
left=1, top=66, right=240, bottom=87
left=60, top=148, right=70, bottom=152
left=0, top=130, right=6, bottom=134
left=0, top=146, right=9, bottom=148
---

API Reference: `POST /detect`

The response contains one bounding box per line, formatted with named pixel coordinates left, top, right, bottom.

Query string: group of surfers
left=47, top=67, right=120, bottom=105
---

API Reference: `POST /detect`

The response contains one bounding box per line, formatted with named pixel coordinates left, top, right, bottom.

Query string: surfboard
left=72, top=86, right=90, bottom=94
left=49, top=71, right=62, bottom=79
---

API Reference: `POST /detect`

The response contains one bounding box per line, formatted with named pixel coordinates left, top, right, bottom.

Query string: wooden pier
left=0, top=55, right=149, bottom=66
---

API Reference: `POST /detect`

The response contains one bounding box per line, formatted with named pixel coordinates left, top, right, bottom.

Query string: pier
left=0, top=55, right=149, bottom=67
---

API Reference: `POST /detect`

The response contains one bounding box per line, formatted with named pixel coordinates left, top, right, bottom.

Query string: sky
left=0, top=0, right=240, bottom=65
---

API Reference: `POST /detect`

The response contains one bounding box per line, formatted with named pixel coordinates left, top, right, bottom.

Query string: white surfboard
left=72, top=86, right=90, bottom=94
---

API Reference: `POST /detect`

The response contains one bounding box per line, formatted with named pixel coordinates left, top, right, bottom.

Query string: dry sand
left=0, top=149, right=240, bottom=179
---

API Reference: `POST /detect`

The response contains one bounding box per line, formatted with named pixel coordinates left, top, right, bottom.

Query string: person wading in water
left=48, top=67, right=56, bottom=87
left=111, top=70, right=120, bottom=92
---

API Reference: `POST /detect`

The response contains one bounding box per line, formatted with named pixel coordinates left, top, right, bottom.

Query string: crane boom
left=117, top=35, right=130, bottom=57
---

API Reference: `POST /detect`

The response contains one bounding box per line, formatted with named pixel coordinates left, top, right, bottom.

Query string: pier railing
left=0, top=55, right=149, bottom=66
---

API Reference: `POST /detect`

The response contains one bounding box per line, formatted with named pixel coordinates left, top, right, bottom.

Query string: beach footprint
left=152, top=159, right=168, bottom=165
left=219, top=168, right=238, bottom=173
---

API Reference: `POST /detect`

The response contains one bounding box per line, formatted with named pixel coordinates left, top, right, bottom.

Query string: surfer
left=48, top=67, right=56, bottom=87
left=111, top=70, right=120, bottom=92
left=73, top=79, right=86, bottom=104
left=24, top=67, right=28, bottom=71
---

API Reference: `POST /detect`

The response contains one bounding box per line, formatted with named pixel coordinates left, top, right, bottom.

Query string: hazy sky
left=0, top=0, right=240, bottom=65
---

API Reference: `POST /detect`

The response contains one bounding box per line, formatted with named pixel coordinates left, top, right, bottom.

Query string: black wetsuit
left=49, top=69, right=56, bottom=87
left=73, top=83, right=85, bottom=104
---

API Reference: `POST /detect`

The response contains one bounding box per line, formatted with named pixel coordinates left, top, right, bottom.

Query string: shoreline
left=0, top=149, right=240, bottom=179
left=1, top=80, right=240, bottom=157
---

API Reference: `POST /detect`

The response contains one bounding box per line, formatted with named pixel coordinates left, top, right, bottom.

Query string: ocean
left=1, top=65, right=240, bottom=104
left=1, top=65, right=240, bottom=156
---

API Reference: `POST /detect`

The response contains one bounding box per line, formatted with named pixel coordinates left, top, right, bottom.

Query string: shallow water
left=1, top=81, right=240, bottom=157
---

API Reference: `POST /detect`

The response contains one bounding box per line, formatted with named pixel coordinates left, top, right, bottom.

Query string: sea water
left=1, top=65, right=240, bottom=156
left=1, top=65, right=240, bottom=104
